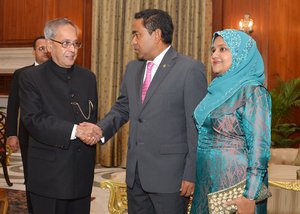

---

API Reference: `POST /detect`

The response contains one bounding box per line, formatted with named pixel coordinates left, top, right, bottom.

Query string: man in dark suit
left=6, top=35, right=50, bottom=213
left=18, top=18, right=101, bottom=214
left=81, top=9, right=207, bottom=214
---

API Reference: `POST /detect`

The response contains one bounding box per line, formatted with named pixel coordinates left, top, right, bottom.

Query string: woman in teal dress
left=191, top=29, right=271, bottom=214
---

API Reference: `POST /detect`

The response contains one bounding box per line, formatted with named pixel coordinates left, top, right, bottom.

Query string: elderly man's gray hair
left=44, top=18, right=79, bottom=39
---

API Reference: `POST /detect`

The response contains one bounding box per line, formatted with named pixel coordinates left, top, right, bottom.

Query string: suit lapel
left=142, top=47, right=177, bottom=107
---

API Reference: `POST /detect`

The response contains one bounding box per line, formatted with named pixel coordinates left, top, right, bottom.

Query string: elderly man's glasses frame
left=50, top=39, right=82, bottom=49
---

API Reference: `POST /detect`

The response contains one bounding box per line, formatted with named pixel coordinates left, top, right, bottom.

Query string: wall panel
left=212, top=0, right=299, bottom=88
left=0, top=0, right=46, bottom=46
left=268, top=0, right=300, bottom=88
left=0, top=0, right=92, bottom=95
left=0, top=0, right=92, bottom=67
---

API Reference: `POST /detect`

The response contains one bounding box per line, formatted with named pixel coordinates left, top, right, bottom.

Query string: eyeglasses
left=36, top=46, right=47, bottom=53
left=50, top=39, right=82, bottom=49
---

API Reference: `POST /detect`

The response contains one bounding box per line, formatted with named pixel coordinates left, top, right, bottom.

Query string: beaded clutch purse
left=207, top=179, right=272, bottom=214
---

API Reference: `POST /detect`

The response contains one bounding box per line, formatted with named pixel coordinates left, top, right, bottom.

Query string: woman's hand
left=226, top=196, right=255, bottom=214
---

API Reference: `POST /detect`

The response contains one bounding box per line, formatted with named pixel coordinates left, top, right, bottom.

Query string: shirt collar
left=147, top=45, right=171, bottom=67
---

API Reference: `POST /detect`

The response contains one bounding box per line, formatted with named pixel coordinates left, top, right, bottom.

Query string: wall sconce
left=239, top=14, right=253, bottom=34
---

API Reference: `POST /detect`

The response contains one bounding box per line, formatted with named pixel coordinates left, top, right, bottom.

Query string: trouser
left=30, top=192, right=91, bottom=214
left=127, top=167, right=189, bottom=214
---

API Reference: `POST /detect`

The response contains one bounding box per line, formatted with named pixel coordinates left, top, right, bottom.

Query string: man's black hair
left=134, top=9, right=174, bottom=44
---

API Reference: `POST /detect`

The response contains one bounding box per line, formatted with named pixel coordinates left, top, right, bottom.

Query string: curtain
left=92, top=0, right=212, bottom=167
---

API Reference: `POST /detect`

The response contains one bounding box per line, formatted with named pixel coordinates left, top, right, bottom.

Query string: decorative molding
left=0, top=48, right=34, bottom=74
left=269, top=181, right=300, bottom=191
left=0, top=95, right=8, bottom=111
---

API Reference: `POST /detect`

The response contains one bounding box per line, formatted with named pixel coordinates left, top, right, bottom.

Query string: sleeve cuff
left=70, top=124, right=77, bottom=140
left=100, top=137, right=105, bottom=144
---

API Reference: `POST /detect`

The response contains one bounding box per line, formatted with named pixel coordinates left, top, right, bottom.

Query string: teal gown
left=191, top=84, right=271, bottom=214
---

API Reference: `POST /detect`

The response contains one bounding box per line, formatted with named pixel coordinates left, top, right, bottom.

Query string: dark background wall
left=1, top=0, right=299, bottom=95
left=0, top=0, right=92, bottom=67
left=0, top=0, right=92, bottom=95
left=212, top=0, right=300, bottom=89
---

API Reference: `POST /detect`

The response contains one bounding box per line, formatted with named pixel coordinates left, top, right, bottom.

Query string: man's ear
left=46, top=39, right=52, bottom=52
left=154, top=29, right=162, bottom=42
left=32, top=49, right=36, bottom=57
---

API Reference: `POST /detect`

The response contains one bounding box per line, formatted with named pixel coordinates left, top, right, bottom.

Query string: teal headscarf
left=194, top=29, right=265, bottom=128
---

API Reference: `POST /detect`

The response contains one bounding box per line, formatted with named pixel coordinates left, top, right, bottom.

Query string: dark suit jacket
left=98, top=47, right=207, bottom=193
left=19, top=60, right=98, bottom=199
left=6, top=65, right=33, bottom=142
left=6, top=64, right=34, bottom=182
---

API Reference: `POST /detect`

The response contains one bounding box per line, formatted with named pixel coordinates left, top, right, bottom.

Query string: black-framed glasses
left=50, top=39, right=82, bottom=49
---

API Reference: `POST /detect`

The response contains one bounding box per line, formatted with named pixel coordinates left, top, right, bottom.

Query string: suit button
left=77, top=148, right=81, bottom=152
left=67, top=76, right=71, bottom=80
left=138, top=118, right=143, bottom=123
left=71, top=93, right=75, bottom=98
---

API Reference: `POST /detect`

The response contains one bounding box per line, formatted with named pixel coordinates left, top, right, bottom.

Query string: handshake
left=75, top=122, right=103, bottom=145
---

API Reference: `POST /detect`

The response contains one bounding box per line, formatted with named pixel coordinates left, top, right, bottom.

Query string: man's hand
left=7, top=136, right=20, bottom=152
left=76, top=122, right=103, bottom=145
left=180, top=180, right=195, bottom=197
left=226, top=196, right=255, bottom=214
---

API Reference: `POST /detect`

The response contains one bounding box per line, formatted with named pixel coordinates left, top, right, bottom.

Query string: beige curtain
left=91, top=0, right=212, bottom=167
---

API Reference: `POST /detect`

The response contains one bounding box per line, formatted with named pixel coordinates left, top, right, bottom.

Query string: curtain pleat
left=92, top=0, right=212, bottom=167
